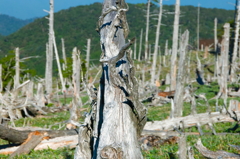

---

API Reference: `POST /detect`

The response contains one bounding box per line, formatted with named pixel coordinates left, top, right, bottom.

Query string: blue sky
left=0, top=0, right=237, bottom=20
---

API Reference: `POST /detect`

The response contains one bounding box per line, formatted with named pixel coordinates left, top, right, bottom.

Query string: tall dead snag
left=138, top=28, right=143, bottom=61
left=173, top=30, right=189, bottom=117
left=218, top=23, right=230, bottom=105
left=44, top=0, right=54, bottom=94
left=214, top=18, right=218, bottom=51
left=151, top=0, right=163, bottom=85
left=14, top=48, right=20, bottom=90
left=0, top=64, right=2, bottom=92
left=170, top=0, right=180, bottom=91
left=230, top=2, right=240, bottom=82
left=145, top=0, right=151, bottom=60
left=74, top=0, right=147, bottom=158
left=86, top=39, right=91, bottom=81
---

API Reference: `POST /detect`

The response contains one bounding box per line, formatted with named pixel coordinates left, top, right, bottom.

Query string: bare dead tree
left=170, top=0, right=180, bottom=91
left=214, top=18, right=218, bottom=51
left=86, top=39, right=91, bottom=81
left=230, top=2, right=240, bottom=82
left=173, top=30, right=189, bottom=117
left=14, top=48, right=20, bottom=91
left=151, top=0, right=163, bottom=85
left=0, top=64, right=2, bottom=92
left=145, top=0, right=151, bottom=60
left=74, top=0, right=147, bottom=158
left=44, top=0, right=54, bottom=94
left=138, top=28, right=143, bottom=61
left=197, top=4, right=200, bottom=51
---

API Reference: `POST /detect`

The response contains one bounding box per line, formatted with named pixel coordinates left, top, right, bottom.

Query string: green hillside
left=0, top=14, right=34, bottom=36
left=0, top=3, right=234, bottom=76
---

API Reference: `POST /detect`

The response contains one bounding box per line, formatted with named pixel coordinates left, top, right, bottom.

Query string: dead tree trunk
left=170, top=0, right=180, bottom=91
left=197, top=4, right=200, bottom=51
left=14, top=48, right=20, bottom=90
left=145, top=0, right=151, bottom=60
left=61, top=38, right=67, bottom=71
left=134, top=38, right=137, bottom=60
left=74, top=0, right=147, bottom=158
left=214, top=18, right=218, bottom=51
left=218, top=23, right=230, bottom=105
left=151, top=0, right=163, bottom=85
left=44, top=0, right=54, bottom=94
left=86, top=39, right=91, bottom=81
left=138, top=28, right=143, bottom=61
left=173, top=30, right=189, bottom=117
left=230, top=2, right=240, bottom=82
left=0, top=64, right=2, bottom=92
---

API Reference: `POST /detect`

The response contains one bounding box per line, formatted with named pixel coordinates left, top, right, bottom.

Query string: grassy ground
left=0, top=52, right=240, bottom=158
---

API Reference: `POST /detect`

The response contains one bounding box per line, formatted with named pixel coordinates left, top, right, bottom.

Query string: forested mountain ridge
left=0, top=3, right=234, bottom=76
left=0, top=14, right=34, bottom=36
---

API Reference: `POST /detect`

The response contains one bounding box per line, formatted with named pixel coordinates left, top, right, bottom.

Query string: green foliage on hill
left=0, top=3, right=235, bottom=76
left=0, top=14, right=34, bottom=36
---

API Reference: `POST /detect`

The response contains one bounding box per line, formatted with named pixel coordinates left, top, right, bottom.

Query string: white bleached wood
left=134, top=38, right=137, bottom=59
left=138, top=28, right=143, bottom=61
left=151, top=0, right=163, bottom=85
left=74, top=0, right=147, bottom=158
left=230, top=2, right=240, bottom=82
left=0, top=64, right=2, bottom=92
left=144, top=0, right=151, bottom=60
left=45, top=0, right=54, bottom=94
left=214, top=18, right=218, bottom=51
left=52, top=35, right=66, bottom=92
left=170, top=0, right=180, bottom=91
left=86, top=39, right=91, bottom=81
left=61, top=38, right=67, bottom=70
left=0, top=135, right=78, bottom=155
left=14, top=48, right=20, bottom=90
left=144, top=111, right=240, bottom=131
left=173, top=30, right=189, bottom=117
left=197, top=4, right=200, bottom=51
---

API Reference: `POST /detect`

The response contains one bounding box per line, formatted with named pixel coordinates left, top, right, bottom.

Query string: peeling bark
left=74, top=0, right=147, bottom=158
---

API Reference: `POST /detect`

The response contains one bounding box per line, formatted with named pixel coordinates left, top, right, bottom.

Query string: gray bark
left=134, top=38, right=137, bottom=60
left=170, top=0, right=180, bottom=91
left=0, top=64, right=2, bottom=92
left=44, top=0, right=54, bottom=94
left=173, top=30, right=189, bottom=117
left=14, top=48, right=20, bottom=90
left=151, top=0, right=163, bottom=85
left=197, top=4, right=200, bottom=51
left=218, top=23, right=230, bottom=105
left=74, top=1, right=147, bottom=158
left=61, top=38, right=67, bottom=70
left=144, top=0, right=151, bottom=60
left=86, top=39, right=91, bottom=81
left=230, top=3, right=240, bottom=82
left=138, top=29, right=143, bottom=61
left=214, top=18, right=218, bottom=51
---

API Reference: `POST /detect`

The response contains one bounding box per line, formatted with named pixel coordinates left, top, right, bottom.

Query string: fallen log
left=0, top=135, right=78, bottom=155
left=9, top=131, right=47, bottom=158
left=195, top=139, right=240, bottom=159
left=144, top=111, right=240, bottom=131
left=0, top=125, right=77, bottom=144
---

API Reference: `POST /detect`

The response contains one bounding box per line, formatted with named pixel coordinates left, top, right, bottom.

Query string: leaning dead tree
left=151, top=0, right=163, bottom=85
left=74, top=0, right=147, bottom=158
